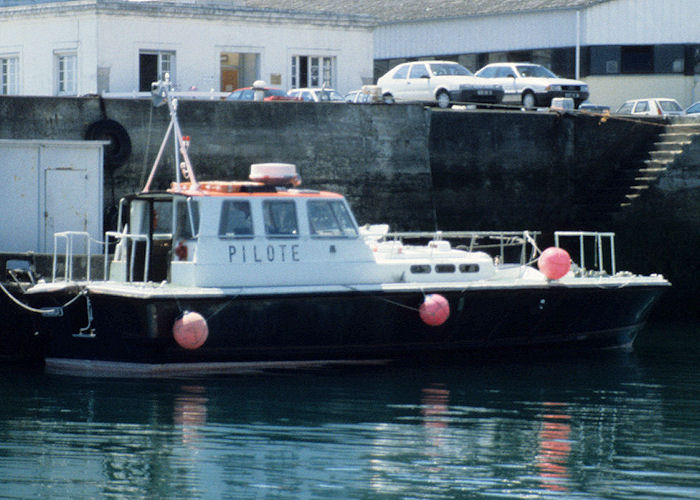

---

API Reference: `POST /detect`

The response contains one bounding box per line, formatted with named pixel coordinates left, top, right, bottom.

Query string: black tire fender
left=84, top=118, right=132, bottom=170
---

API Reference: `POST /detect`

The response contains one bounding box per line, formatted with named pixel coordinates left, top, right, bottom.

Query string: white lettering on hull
left=228, top=244, right=300, bottom=263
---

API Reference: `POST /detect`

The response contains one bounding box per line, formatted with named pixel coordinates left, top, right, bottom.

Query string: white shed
left=0, top=140, right=105, bottom=253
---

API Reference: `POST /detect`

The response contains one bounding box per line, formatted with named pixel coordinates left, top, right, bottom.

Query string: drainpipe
left=575, top=10, right=581, bottom=80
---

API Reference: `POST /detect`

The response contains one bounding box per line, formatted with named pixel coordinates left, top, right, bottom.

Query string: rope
left=342, top=284, right=421, bottom=312
left=0, top=281, right=86, bottom=317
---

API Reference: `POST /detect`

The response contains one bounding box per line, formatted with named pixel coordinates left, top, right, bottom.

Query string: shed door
left=0, top=144, right=40, bottom=252
left=44, top=168, right=89, bottom=252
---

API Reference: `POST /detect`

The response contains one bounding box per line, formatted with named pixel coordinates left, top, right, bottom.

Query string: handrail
left=52, top=231, right=93, bottom=282
left=554, top=231, right=616, bottom=275
left=105, top=231, right=150, bottom=282
left=382, top=230, right=541, bottom=265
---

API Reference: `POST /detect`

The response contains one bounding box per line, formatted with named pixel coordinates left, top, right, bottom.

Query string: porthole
left=410, top=264, right=431, bottom=274
left=459, top=263, right=480, bottom=273
left=435, top=264, right=456, bottom=273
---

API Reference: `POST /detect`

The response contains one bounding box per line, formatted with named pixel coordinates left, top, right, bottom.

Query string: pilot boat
left=24, top=79, right=669, bottom=375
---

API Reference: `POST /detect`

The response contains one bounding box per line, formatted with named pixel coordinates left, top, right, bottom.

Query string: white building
left=367, top=0, right=700, bottom=108
left=0, top=0, right=375, bottom=96
left=1, top=0, right=699, bottom=108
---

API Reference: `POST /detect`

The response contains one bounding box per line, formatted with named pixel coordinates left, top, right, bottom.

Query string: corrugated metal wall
left=374, top=0, right=699, bottom=60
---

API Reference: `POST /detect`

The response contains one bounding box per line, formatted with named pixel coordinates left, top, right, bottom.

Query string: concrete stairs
left=618, top=122, right=700, bottom=208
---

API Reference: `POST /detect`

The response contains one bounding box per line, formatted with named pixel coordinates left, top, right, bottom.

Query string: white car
left=684, top=101, right=700, bottom=117
left=475, top=62, right=589, bottom=109
left=616, top=98, right=685, bottom=117
left=287, top=88, right=345, bottom=103
left=376, top=60, right=504, bottom=109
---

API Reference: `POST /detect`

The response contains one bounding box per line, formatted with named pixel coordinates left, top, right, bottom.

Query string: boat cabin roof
left=166, top=182, right=343, bottom=199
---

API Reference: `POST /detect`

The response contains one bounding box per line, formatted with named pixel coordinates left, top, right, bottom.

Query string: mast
left=142, top=74, right=199, bottom=192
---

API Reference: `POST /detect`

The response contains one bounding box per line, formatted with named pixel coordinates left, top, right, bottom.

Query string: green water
left=0, top=322, right=698, bottom=499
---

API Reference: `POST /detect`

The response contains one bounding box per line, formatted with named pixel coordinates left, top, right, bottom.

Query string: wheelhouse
left=107, top=183, right=372, bottom=288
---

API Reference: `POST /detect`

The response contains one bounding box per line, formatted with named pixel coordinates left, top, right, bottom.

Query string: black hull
left=0, top=283, right=46, bottom=364
left=31, top=283, right=667, bottom=371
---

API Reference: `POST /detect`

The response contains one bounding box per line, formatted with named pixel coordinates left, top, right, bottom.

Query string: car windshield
left=428, top=63, right=473, bottom=76
left=265, top=89, right=287, bottom=97
left=316, top=90, right=344, bottom=101
left=516, top=65, right=558, bottom=78
left=687, top=102, right=700, bottom=114
left=658, top=100, right=682, bottom=112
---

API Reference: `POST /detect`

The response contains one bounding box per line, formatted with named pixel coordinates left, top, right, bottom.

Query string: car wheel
left=521, top=92, right=536, bottom=110
left=436, top=90, right=451, bottom=109
left=383, top=93, right=395, bottom=105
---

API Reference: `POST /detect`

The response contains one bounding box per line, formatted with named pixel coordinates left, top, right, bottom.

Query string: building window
left=684, top=45, right=700, bottom=76
left=654, top=45, right=685, bottom=73
left=139, top=51, right=175, bottom=91
left=55, top=52, right=76, bottom=95
left=590, top=46, right=620, bottom=75
left=291, top=56, right=335, bottom=89
left=1, top=56, right=18, bottom=95
left=621, top=45, right=653, bottom=74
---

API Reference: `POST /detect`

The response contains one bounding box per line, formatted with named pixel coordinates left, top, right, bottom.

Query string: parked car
left=345, top=85, right=384, bottom=104
left=616, top=98, right=685, bottom=117
left=287, top=88, right=345, bottom=102
left=685, top=101, right=700, bottom=116
left=226, top=86, right=298, bottom=101
left=376, top=60, right=504, bottom=109
left=578, top=102, right=611, bottom=114
left=475, top=62, right=589, bottom=109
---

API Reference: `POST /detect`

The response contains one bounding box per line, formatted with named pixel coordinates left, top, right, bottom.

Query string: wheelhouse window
left=307, top=200, right=358, bottom=238
left=140, top=51, right=175, bottom=91
left=152, top=200, right=173, bottom=238
left=1, top=56, right=18, bottom=95
left=219, top=200, right=253, bottom=237
left=291, top=55, right=335, bottom=89
left=264, top=200, right=298, bottom=237
left=175, top=200, right=199, bottom=240
left=55, top=52, right=76, bottom=96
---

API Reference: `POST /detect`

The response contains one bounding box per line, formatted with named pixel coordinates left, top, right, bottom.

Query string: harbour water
left=0, top=322, right=698, bottom=499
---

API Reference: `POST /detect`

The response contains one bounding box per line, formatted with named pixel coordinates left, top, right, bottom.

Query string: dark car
left=225, top=87, right=298, bottom=101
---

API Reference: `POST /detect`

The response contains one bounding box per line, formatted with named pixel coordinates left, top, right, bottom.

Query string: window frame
left=139, top=50, right=176, bottom=91
left=55, top=51, right=77, bottom=96
left=218, top=200, right=254, bottom=239
left=263, top=200, right=299, bottom=238
left=1, top=55, right=19, bottom=95
left=307, top=200, right=359, bottom=239
left=290, top=55, right=336, bottom=89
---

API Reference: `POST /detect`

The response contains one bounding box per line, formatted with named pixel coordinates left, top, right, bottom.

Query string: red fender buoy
left=538, top=247, right=571, bottom=280
left=419, top=294, right=450, bottom=326
left=173, top=311, right=208, bottom=350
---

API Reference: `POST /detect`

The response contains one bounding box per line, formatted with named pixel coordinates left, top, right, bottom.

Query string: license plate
left=565, top=92, right=580, bottom=98
left=477, top=90, right=492, bottom=95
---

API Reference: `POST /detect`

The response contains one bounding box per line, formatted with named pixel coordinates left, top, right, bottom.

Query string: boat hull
left=30, top=282, right=667, bottom=372
left=0, top=283, right=46, bottom=363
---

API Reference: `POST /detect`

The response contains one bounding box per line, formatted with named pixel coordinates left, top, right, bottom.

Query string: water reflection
left=535, top=402, right=571, bottom=493
left=173, top=385, right=207, bottom=445
left=0, top=325, right=698, bottom=498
